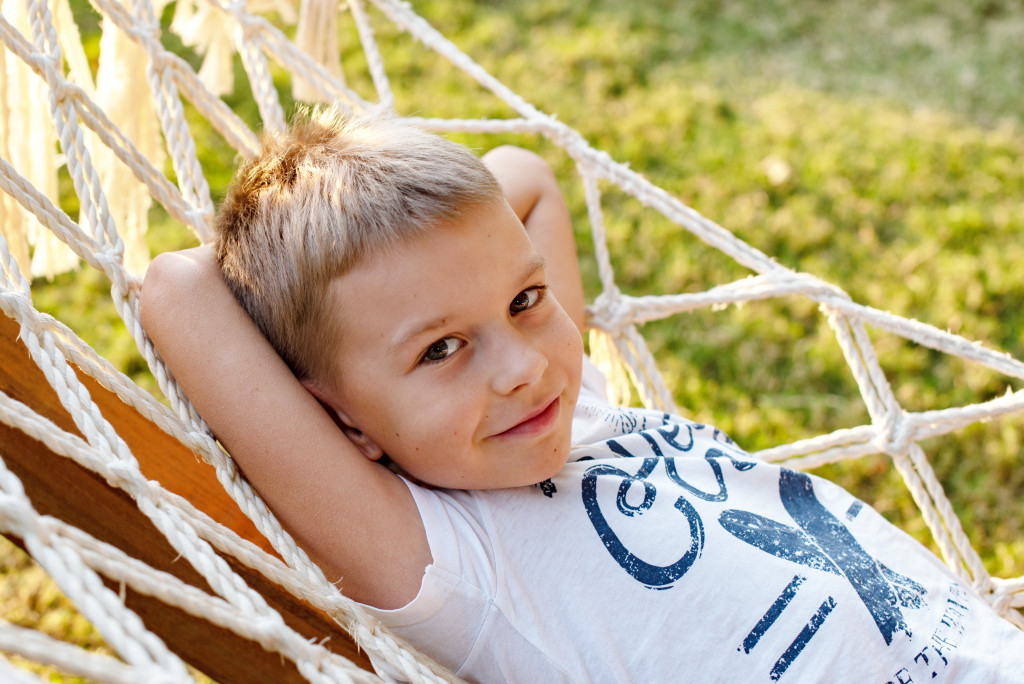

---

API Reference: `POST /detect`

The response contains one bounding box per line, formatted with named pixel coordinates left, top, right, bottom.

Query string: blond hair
left=215, top=106, right=502, bottom=386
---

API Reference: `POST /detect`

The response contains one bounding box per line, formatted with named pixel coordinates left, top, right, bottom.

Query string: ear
left=300, top=378, right=385, bottom=462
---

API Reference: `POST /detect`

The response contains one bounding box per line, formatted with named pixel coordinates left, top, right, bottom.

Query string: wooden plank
left=0, top=312, right=374, bottom=680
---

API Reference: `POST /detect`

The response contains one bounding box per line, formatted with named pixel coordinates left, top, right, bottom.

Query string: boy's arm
left=140, top=246, right=430, bottom=610
left=483, top=146, right=586, bottom=332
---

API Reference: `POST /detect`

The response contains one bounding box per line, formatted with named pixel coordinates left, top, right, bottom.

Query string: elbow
left=484, top=145, right=556, bottom=180
left=139, top=246, right=218, bottom=337
left=139, top=253, right=172, bottom=334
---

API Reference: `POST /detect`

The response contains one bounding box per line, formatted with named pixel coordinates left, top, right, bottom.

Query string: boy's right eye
left=422, top=336, right=463, bottom=363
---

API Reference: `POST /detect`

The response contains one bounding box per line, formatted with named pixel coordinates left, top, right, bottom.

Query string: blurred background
left=7, top=0, right=1024, bottom=679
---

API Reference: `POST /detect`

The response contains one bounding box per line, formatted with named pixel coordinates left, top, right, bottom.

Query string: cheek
left=554, top=315, right=584, bottom=369
left=392, top=382, right=479, bottom=449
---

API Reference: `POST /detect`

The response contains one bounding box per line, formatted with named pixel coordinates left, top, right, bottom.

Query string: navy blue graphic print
left=581, top=460, right=704, bottom=588
left=566, top=405, right=988, bottom=681
left=579, top=423, right=755, bottom=588
left=738, top=573, right=842, bottom=680
left=740, top=575, right=807, bottom=654
left=535, top=479, right=557, bottom=498
left=770, top=596, right=837, bottom=681
left=883, top=583, right=969, bottom=683
left=720, top=469, right=925, bottom=646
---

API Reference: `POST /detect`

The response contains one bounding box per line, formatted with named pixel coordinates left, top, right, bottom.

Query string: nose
left=489, top=331, right=548, bottom=395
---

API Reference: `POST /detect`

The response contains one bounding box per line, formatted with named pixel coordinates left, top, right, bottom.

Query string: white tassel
left=169, top=0, right=197, bottom=37
left=0, top=0, right=76, bottom=280
left=0, top=45, right=31, bottom=278
left=174, top=3, right=237, bottom=96
left=197, top=27, right=236, bottom=97
left=54, top=0, right=95, bottom=96
left=92, top=13, right=166, bottom=275
left=293, top=0, right=345, bottom=102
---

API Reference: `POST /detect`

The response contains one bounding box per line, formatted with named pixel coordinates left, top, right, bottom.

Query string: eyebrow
left=388, top=254, right=547, bottom=358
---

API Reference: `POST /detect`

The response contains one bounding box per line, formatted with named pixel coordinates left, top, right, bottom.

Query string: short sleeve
left=356, top=481, right=495, bottom=679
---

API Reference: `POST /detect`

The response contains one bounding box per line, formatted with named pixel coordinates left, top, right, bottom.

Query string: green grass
left=10, top=0, right=1024, bottom=678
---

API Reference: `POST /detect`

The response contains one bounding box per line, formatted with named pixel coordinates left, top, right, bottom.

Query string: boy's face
left=321, top=199, right=583, bottom=490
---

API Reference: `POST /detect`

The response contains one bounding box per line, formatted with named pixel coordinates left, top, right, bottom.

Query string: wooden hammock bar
left=0, top=312, right=375, bottom=681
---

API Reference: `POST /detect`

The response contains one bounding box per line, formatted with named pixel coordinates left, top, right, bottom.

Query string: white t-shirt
left=363, top=361, right=1024, bottom=683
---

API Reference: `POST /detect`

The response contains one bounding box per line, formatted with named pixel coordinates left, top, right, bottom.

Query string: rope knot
left=145, top=49, right=172, bottom=75
left=587, top=291, right=630, bottom=334
left=92, top=247, right=123, bottom=273
left=249, top=614, right=288, bottom=650
left=136, top=17, right=161, bottom=43
left=986, top=578, right=1017, bottom=616
left=36, top=55, right=67, bottom=94
left=105, top=460, right=139, bottom=490
left=231, top=4, right=261, bottom=39
left=184, top=206, right=213, bottom=234
left=540, top=118, right=592, bottom=161
left=51, top=79, right=77, bottom=104
left=871, top=410, right=914, bottom=456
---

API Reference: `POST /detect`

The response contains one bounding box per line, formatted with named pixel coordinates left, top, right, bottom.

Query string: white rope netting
left=0, top=0, right=1021, bottom=681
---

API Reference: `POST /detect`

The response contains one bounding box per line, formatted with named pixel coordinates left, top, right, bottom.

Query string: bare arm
left=140, top=245, right=429, bottom=609
left=483, top=146, right=586, bottom=332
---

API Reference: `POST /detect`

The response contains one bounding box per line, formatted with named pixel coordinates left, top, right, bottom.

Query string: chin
left=539, top=437, right=573, bottom=481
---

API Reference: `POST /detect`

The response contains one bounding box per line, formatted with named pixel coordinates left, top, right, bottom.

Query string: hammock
left=0, top=0, right=1021, bottom=681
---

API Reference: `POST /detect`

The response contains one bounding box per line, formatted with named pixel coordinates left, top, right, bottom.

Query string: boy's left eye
left=510, top=286, right=546, bottom=315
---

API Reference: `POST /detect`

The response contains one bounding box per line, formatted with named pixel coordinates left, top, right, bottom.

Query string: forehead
left=328, top=200, right=540, bottom=348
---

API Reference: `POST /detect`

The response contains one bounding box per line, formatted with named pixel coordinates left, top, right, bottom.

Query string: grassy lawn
left=9, top=0, right=1024, bottom=677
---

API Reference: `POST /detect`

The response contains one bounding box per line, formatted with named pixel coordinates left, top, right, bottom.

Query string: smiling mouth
left=495, top=397, right=561, bottom=439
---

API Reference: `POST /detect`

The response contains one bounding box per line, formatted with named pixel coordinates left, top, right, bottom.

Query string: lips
left=494, top=396, right=561, bottom=439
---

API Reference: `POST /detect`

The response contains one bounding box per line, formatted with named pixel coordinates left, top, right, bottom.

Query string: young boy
left=141, top=107, right=1024, bottom=682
